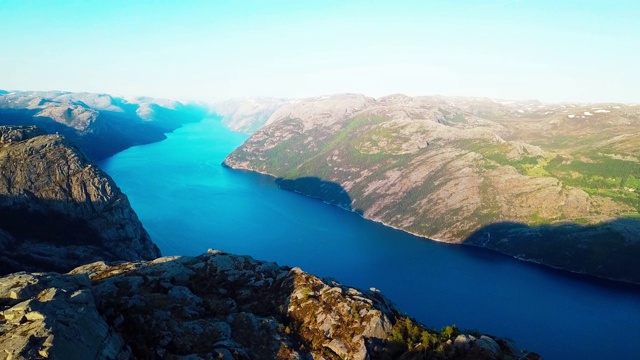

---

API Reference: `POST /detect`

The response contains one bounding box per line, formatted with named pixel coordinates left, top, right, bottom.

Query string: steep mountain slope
left=224, top=94, right=640, bottom=283
left=0, top=250, right=539, bottom=359
left=0, top=90, right=207, bottom=160
left=0, top=125, right=160, bottom=274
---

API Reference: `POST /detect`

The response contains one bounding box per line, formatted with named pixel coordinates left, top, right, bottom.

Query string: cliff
left=0, top=90, right=208, bottom=160
left=0, top=125, right=160, bottom=275
left=0, top=250, right=539, bottom=359
left=223, top=94, right=640, bottom=283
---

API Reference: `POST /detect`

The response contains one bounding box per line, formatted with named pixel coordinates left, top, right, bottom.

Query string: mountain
left=212, top=97, right=292, bottom=134
left=223, top=94, right=640, bottom=283
left=0, top=125, right=160, bottom=274
left=0, top=250, right=539, bottom=360
left=0, top=90, right=208, bottom=160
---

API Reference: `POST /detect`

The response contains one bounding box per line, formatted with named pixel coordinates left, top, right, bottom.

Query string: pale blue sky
left=1, top=0, right=638, bottom=102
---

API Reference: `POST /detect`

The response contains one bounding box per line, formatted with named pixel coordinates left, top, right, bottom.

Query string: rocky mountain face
left=223, top=94, right=640, bottom=283
left=0, top=125, right=160, bottom=275
left=0, top=90, right=208, bottom=160
left=0, top=250, right=539, bottom=360
left=212, top=97, right=293, bottom=134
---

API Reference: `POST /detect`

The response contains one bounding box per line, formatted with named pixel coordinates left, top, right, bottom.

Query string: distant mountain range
left=0, top=90, right=208, bottom=160
left=222, top=94, right=640, bottom=283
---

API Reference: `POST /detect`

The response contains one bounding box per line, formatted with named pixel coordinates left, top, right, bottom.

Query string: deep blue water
left=100, top=117, right=640, bottom=360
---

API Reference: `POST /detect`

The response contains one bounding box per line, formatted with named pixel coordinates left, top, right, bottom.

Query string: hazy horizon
left=2, top=1, right=639, bottom=103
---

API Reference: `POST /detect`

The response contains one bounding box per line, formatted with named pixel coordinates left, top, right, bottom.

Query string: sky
left=1, top=0, right=639, bottom=103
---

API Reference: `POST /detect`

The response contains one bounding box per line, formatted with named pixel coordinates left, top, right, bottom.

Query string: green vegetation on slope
left=225, top=96, right=640, bottom=283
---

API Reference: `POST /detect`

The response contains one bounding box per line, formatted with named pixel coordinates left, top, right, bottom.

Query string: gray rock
left=453, top=334, right=476, bottom=351
left=168, top=285, right=202, bottom=304
left=475, top=335, right=502, bottom=356
left=0, top=126, right=160, bottom=275
left=0, top=272, right=129, bottom=359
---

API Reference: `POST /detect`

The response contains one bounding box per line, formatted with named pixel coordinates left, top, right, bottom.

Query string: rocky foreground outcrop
left=223, top=94, right=640, bottom=283
left=0, top=250, right=539, bottom=359
left=0, top=126, right=160, bottom=275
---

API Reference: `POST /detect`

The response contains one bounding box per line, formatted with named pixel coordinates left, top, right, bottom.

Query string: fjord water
left=100, top=117, right=640, bottom=360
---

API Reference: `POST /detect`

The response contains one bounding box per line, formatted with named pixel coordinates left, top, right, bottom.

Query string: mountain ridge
left=222, top=93, right=640, bottom=283
left=0, top=90, right=208, bottom=160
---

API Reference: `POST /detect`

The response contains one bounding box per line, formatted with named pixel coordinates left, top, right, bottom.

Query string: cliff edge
left=0, top=250, right=540, bottom=359
left=0, top=125, right=160, bottom=275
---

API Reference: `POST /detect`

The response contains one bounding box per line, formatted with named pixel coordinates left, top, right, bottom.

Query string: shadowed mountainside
left=276, top=177, right=354, bottom=211
left=0, top=90, right=208, bottom=160
left=464, top=218, right=640, bottom=283
left=223, top=94, right=640, bottom=283
left=0, top=125, right=160, bottom=274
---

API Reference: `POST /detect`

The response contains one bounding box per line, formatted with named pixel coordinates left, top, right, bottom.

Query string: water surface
left=100, top=117, right=640, bottom=359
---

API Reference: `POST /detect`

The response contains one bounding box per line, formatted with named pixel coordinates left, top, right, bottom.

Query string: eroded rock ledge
left=0, top=250, right=540, bottom=359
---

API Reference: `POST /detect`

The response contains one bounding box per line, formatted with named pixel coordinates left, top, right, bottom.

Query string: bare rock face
left=0, top=272, right=129, bottom=359
left=43, top=249, right=535, bottom=359
left=224, top=94, right=640, bottom=283
left=0, top=126, right=160, bottom=275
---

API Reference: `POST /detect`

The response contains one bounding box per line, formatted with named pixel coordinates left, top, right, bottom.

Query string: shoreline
left=223, top=162, right=640, bottom=288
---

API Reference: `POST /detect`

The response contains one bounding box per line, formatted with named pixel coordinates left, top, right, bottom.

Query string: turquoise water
left=100, top=117, right=640, bottom=360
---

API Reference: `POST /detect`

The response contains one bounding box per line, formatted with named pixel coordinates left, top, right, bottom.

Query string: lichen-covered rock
left=0, top=126, right=160, bottom=274
left=0, top=250, right=540, bottom=359
left=0, top=272, right=130, bottom=359
left=65, top=250, right=538, bottom=359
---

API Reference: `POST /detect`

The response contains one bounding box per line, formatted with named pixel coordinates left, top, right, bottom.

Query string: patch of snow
left=584, top=111, right=593, bottom=116
left=544, top=111, right=552, bottom=115
left=594, top=109, right=610, bottom=113
left=517, top=109, right=524, bottom=113
left=613, top=106, right=621, bottom=109
left=568, top=114, right=575, bottom=118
